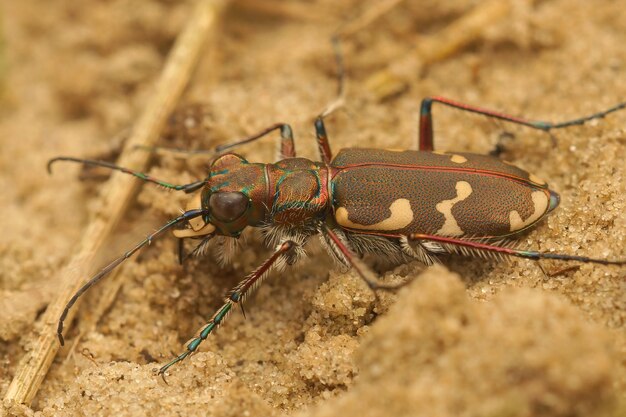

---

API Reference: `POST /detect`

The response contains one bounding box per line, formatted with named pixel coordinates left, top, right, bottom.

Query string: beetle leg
left=313, top=37, right=346, bottom=164
left=321, top=224, right=406, bottom=289
left=158, top=240, right=300, bottom=376
left=174, top=33, right=347, bottom=163
left=407, top=233, right=626, bottom=266
left=178, top=234, right=217, bottom=265
left=177, top=238, right=185, bottom=265
left=137, top=123, right=297, bottom=160
left=48, top=157, right=207, bottom=193
left=419, top=96, right=626, bottom=152
left=215, top=123, right=297, bottom=159
left=314, top=117, right=334, bottom=164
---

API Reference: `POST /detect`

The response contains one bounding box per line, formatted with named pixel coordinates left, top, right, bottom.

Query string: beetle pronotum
left=49, top=45, right=626, bottom=377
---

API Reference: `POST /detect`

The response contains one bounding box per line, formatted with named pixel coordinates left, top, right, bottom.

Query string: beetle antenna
left=133, top=144, right=218, bottom=158
left=57, top=209, right=206, bottom=346
left=48, top=157, right=206, bottom=193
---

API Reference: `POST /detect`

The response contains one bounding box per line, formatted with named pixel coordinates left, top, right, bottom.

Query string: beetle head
left=173, top=153, right=268, bottom=239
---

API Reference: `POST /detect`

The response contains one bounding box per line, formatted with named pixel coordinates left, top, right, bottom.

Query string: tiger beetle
left=48, top=54, right=626, bottom=377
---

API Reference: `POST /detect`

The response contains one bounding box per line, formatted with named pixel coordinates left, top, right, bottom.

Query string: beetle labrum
left=49, top=94, right=626, bottom=376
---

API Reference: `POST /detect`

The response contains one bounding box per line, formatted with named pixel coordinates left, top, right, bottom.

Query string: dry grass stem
left=3, top=0, right=228, bottom=406
left=365, top=0, right=513, bottom=100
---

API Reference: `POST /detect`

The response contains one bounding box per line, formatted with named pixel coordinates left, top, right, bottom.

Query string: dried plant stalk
left=365, top=0, right=513, bottom=100
left=338, top=0, right=406, bottom=38
left=4, top=0, right=228, bottom=406
left=235, top=0, right=326, bottom=21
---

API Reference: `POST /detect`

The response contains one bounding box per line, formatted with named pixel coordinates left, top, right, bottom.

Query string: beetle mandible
left=49, top=48, right=626, bottom=377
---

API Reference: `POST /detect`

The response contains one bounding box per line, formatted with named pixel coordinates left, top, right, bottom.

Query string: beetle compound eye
left=209, top=192, right=249, bottom=223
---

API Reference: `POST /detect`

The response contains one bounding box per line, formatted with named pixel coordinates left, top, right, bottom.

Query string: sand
left=1, top=1, right=625, bottom=416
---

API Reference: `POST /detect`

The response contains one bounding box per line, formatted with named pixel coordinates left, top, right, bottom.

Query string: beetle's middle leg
left=158, top=239, right=301, bottom=376
left=146, top=116, right=335, bottom=164
left=418, top=96, right=626, bottom=152
left=311, top=36, right=348, bottom=164
left=321, top=224, right=408, bottom=290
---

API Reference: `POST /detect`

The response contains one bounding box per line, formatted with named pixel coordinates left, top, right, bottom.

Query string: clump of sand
left=295, top=266, right=623, bottom=417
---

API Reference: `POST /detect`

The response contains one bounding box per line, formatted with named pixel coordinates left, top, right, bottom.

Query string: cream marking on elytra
left=529, top=173, right=546, bottom=185
left=450, top=154, right=468, bottom=164
left=336, top=198, right=414, bottom=231
left=509, top=190, right=549, bottom=231
left=436, top=181, right=473, bottom=236
left=431, top=150, right=467, bottom=164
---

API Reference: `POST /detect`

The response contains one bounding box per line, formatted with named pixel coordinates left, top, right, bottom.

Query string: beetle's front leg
left=137, top=123, right=297, bottom=161
left=215, top=123, right=297, bottom=159
left=158, top=239, right=301, bottom=376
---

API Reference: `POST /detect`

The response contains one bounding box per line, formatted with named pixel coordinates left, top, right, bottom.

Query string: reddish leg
left=314, top=117, right=333, bottom=164
left=158, top=240, right=300, bottom=376
left=312, top=37, right=346, bottom=164
left=137, top=118, right=336, bottom=163
left=418, top=96, right=626, bottom=151
left=216, top=123, right=297, bottom=159
left=139, top=119, right=336, bottom=163
left=217, top=118, right=334, bottom=163
left=136, top=123, right=298, bottom=160
left=321, top=224, right=404, bottom=289
left=407, top=233, right=626, bottom=266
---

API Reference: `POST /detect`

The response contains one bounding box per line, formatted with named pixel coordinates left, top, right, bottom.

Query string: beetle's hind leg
left=407, top=233, right=626, bottom=266
left=418, top=96, right=626, bottom=152
left=158, top=239, right=302, bottom=376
